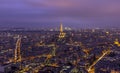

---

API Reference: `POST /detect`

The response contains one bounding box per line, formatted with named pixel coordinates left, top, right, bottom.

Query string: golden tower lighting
left=59, top=23, right=66, bottom=39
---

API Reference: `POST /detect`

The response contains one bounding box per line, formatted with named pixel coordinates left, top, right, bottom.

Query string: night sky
left=0, top=0, right=120, bottom=29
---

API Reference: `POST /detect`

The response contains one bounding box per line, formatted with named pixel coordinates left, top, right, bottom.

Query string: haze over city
left=0, top=0, right=120, bottom=29
left=0, top=0, right=120, bottom=73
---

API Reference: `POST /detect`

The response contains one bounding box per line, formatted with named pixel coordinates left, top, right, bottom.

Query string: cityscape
left=0, top=0, right=120, bottom=73
left=0, top=24, right=120, bottom=73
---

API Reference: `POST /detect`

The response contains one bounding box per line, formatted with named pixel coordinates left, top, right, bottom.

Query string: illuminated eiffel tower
left=59, top=23, right=66, bottom=39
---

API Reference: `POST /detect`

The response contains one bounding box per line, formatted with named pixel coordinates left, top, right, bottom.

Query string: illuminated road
left=87, top=50, right=111, bottom=72
left=87, top=51, right=110, bottom=72
left=18, top=44, right=57, bottom=72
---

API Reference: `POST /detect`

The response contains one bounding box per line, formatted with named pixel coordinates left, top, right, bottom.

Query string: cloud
left=0, top=0, right=120, bottom=28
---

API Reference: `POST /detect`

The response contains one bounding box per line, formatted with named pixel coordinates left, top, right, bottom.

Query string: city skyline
left=0, top=0, right=120, bottom=29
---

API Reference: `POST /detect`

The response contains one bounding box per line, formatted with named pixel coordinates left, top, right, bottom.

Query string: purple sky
left=0, top=0, right=120, bottom=29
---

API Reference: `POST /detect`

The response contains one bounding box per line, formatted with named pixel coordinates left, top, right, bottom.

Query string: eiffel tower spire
left=60, top=23, right=63, bottom=32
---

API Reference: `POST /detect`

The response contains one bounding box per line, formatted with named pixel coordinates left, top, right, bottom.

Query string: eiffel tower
left=59, top=23, right=66, bottom=39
